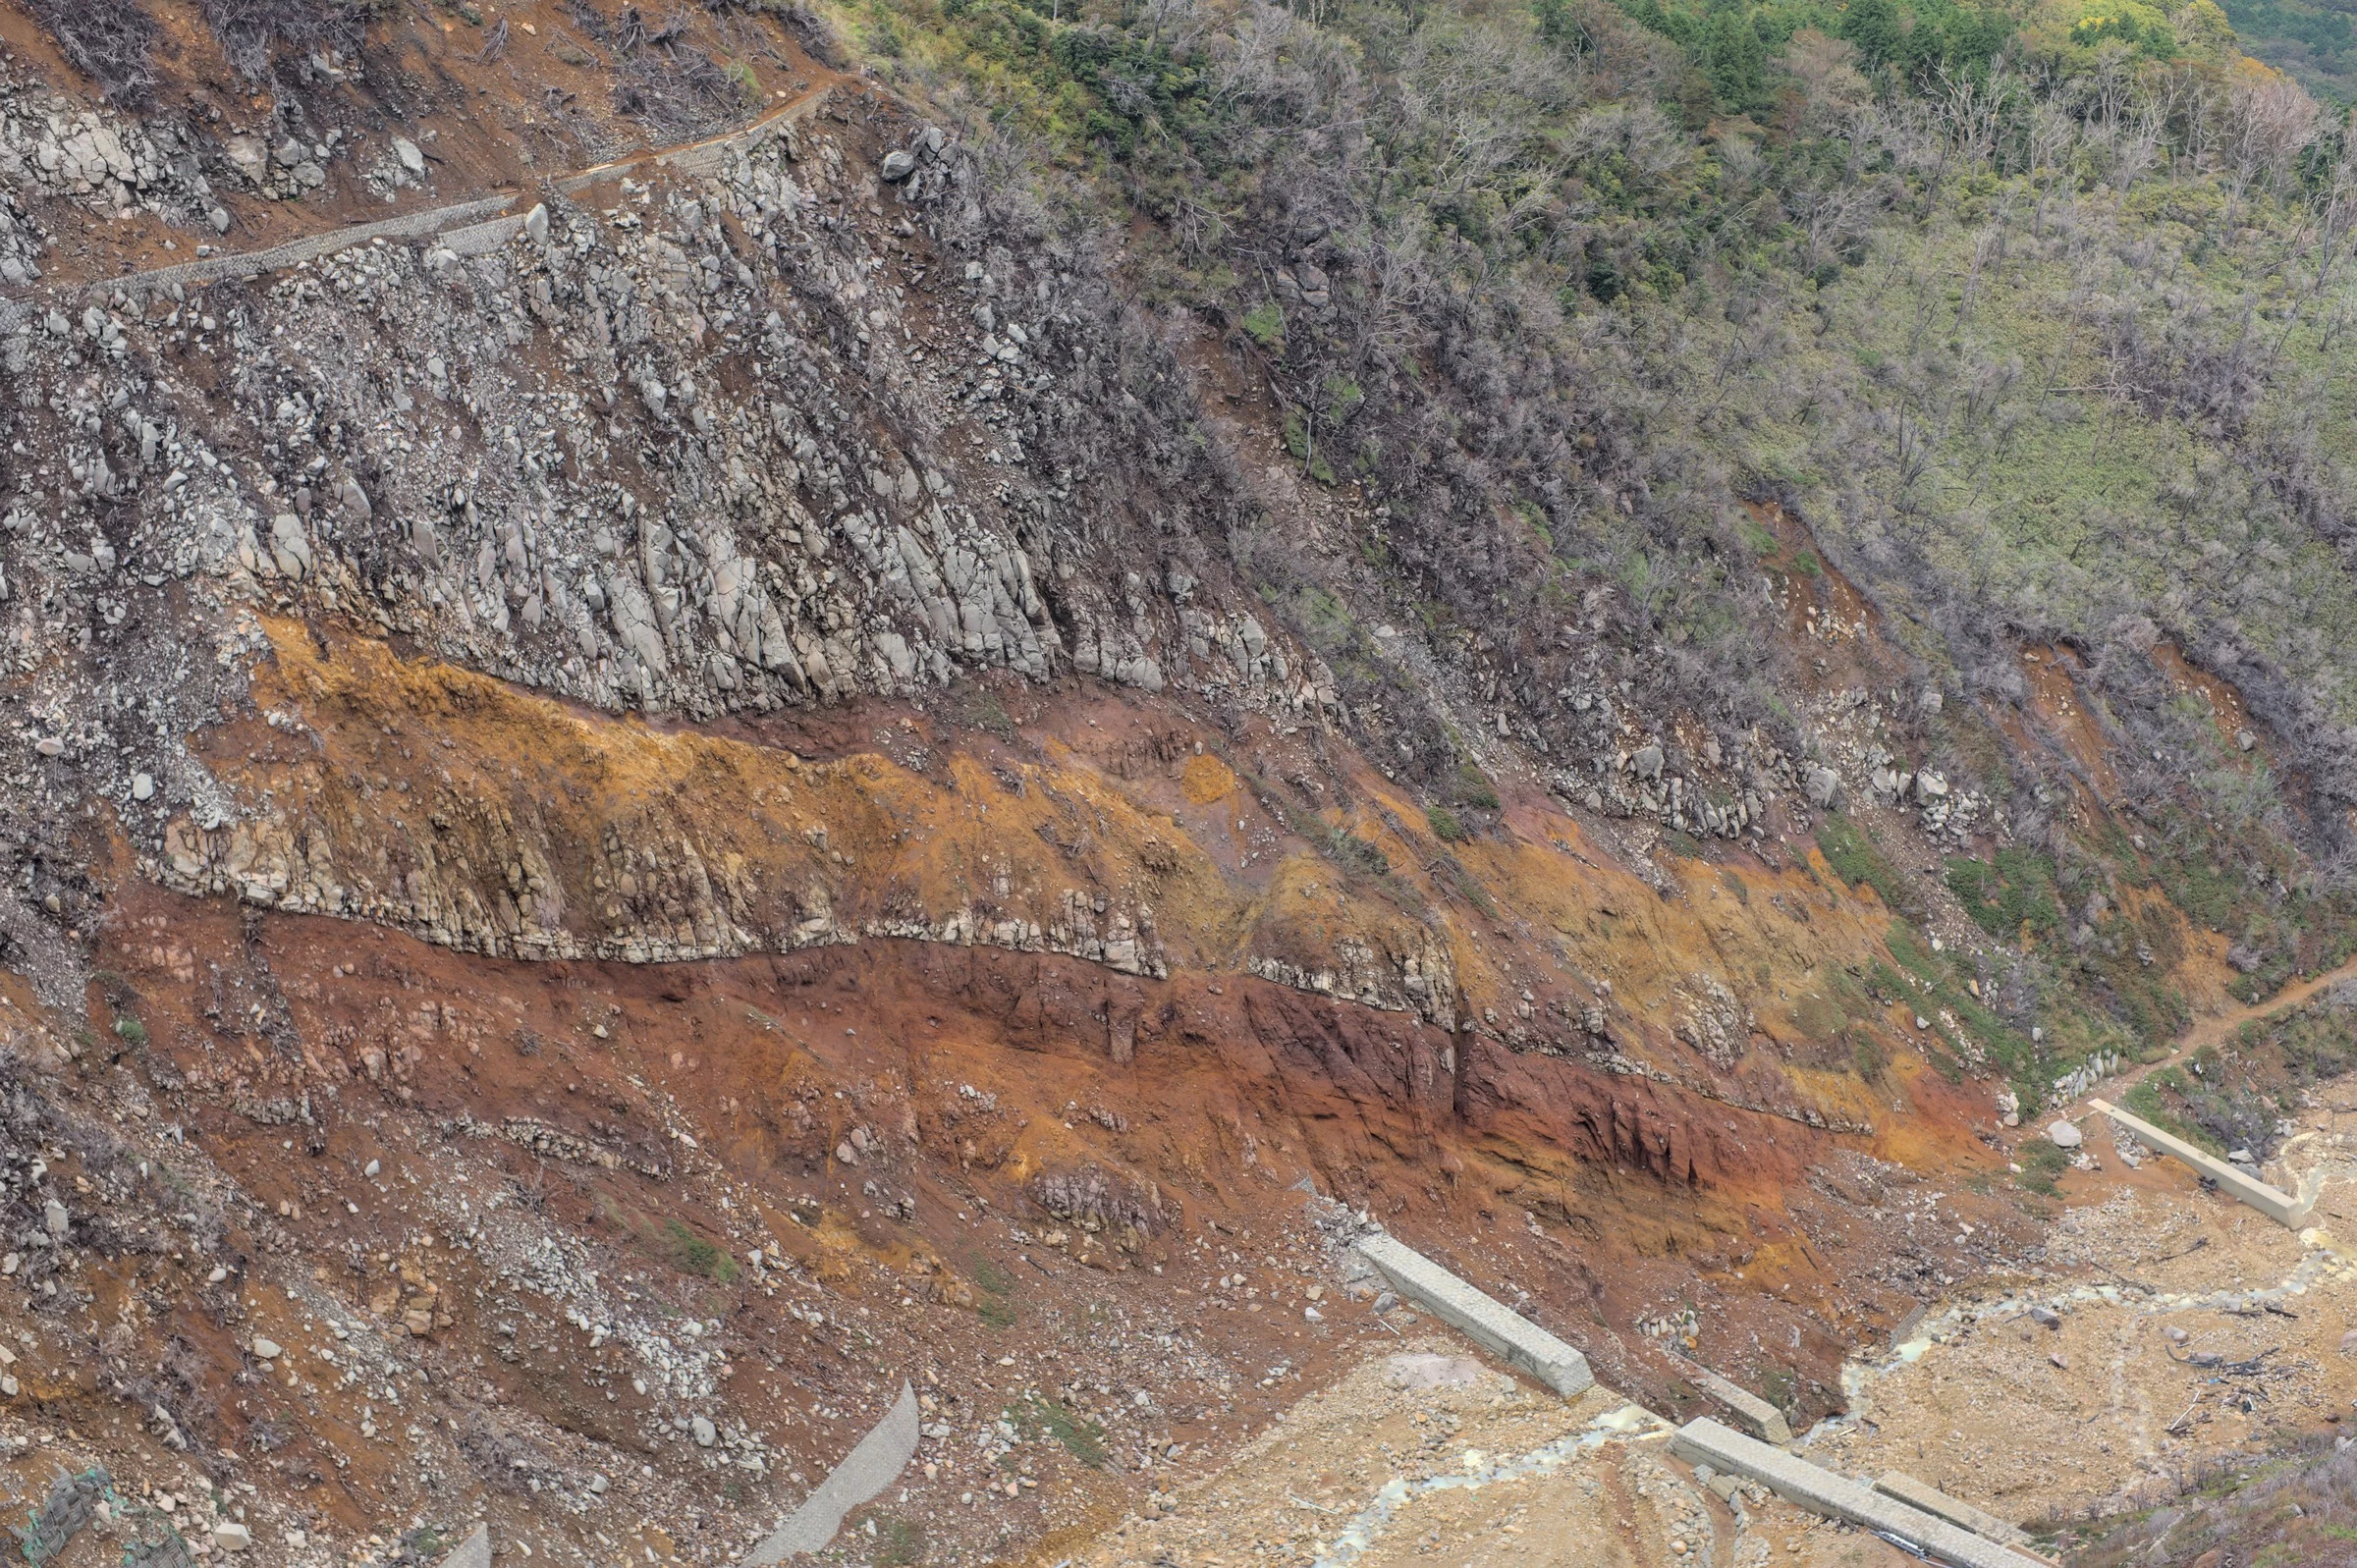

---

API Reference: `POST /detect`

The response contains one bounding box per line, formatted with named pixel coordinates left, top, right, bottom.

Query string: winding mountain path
left=2063, top=948, right=2357, bottom=1115
left=4, top=77, right=844, bottom=307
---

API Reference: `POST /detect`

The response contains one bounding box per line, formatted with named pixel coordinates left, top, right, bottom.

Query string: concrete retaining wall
left=1348, top=1234, right=1593, bottom=1397
left=748, top=1380, right=919, bottom=1563
left=97, top=194, right=519, bottom=301
left=440, top=216, right=528, bottom=259
left=1686, top=1366, right=1790, bottom=1444
left=2090, top=1099, right=2316, bottom=1228
left=433, top=1525, right=490, bottom=1568
left=1669, top=1419, right=2048, bottom=1568
left=1874, top=1472, right=2037, bottom=1550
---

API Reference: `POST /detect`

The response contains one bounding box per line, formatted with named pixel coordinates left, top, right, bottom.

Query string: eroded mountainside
left=1, top=1, right=2356, bottom=1565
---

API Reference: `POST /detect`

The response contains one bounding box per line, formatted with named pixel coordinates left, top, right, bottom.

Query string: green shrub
left=1945, top=849, right=2060, bottom=939
left=972, top=1256, right=1016, bottom=1327
left=1327, top=830, right=1392, bottom=879
left=859, top=1512, right=927, bottom=1567
left=1817, top=818, right=1919, bottom=919
left=1450, top=764, right=1503, bottom=812
left=1009, top=1392, right=1107, bottom=1466
left=1427, top=805, right=1466, bottom=842
left=2124, top=1077, right=2215, bottom=1153
left=661, top=1219, right=737, bottom=1280
left=2015, top=1136, right=2069, bottom=1195
left=1853, top=1036, right=1888, bottom=1082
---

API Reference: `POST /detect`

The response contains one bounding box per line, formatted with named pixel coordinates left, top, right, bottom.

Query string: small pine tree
left=1702, top=9, right=1767, bottom=114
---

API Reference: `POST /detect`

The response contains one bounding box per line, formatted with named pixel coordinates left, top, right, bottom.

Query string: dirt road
left=4, top=76, right=847, bottom=304
left=2060, top=949, right=2357, bottom=1117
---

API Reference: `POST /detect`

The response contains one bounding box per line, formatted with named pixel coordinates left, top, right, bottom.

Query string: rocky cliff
left=0, top=4, right=2347, bottom=1566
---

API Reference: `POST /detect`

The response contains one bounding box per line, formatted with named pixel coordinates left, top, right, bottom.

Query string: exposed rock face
left=0, top=17, right=2328, bottom=1568
left=0, top=92, right=1357, bottom=969
left=0, top=68, right=2062, bottom=1188
left=143, top=626, right=1475, bottom=1021
left=0, top=71, right=231, bottom=282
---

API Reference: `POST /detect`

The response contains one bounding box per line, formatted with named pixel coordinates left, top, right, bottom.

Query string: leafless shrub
left=454, top=1409, right=563, bottom=1495
left=196, top=0, right=365, bottom=83
left=2219, top=70, right=2318, bottom=207
left=155, top=1333, right=222, bottom=1442
left=771, top=2, right=842, bottom=65
left=612, top=40, right=746, bottom=136
left=2091, top=286, right=2267, bottom=435
left=646, top=8, right=691, bottom=47
left=23, top=0, right=160, bottom=105
left=565, top=0, right=615, bottom=43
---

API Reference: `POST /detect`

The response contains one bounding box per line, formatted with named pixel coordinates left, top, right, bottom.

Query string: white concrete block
left=1874, top=1471, right=2035, bottom=1549
left=434, top=1525, right=489, bottom=1568
left=1687, top=1366, right=1790, bottom=1444
left=1348, top=1234, right=1593, bottom=1397
left=2090, top=1099, right=2315, bottom=1227
left=1669, top=1419, right=2049, bottom=1568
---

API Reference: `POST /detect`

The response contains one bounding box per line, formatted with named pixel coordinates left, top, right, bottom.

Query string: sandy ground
left=1805, top=1095, right=2357, bottom=1537
left=1060, top=1076, right=2357, bottom=1567
left=1063, top=1342, right=1913, bottom=1568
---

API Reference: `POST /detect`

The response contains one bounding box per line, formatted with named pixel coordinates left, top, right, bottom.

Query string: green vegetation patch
left=972, top=1255, right=1016, bottom=1328
left=1817, top=817, right=1920, bottom=921
left=2124, top=1072, right=2218, bottom=1155
left=661, top=1219, right=738, bottom=1281
left=1448, top=763, right=1502, bottom=812
left=1326, top=829, right=1393, bottom=880
left=1945, top=850, right=2061, bottom=940
left=2014, top=1135, right=2070, bottom=1195
left=1007, top=1391, right=1108, bottom=1467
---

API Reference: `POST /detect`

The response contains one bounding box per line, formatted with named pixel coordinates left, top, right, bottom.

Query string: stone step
left=1667, top=1419, right=2050, bottom=1568
left=1348, top=1234, right=1594, bottom=1397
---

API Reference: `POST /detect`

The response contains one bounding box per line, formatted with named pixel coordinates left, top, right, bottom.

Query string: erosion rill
left=1, top=4, right=2356, bottom=1567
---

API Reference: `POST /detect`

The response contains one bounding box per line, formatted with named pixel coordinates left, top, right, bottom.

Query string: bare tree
left=2220, top=69, right=2319, bottom=215
left=1935, top=62, right=2009, bottom=173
